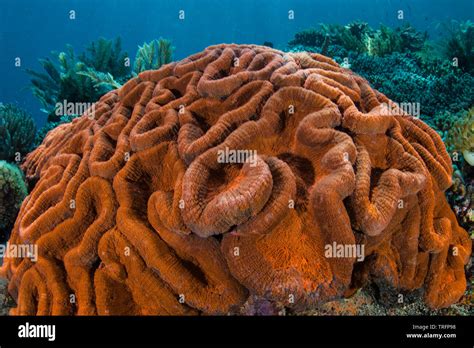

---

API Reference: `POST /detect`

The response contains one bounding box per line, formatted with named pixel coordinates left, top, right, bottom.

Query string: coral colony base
left=0, top=44, right=471, bottom=315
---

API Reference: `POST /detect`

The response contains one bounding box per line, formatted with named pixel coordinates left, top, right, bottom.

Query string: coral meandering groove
left=0, top=44, right=470, bottom=315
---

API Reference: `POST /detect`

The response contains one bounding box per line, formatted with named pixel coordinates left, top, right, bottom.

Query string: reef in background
left=0, top=104, right=33, bottom=243
left=0, top=104, right=36, bottom=163
left=287, top=21, right=473, bottom=117
left=0, top=161, right=27, bottom=243
left=28, top=37, right=174, bottom=134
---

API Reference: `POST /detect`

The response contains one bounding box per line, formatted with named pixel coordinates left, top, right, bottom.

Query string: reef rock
left=1, top=44, right=471, bottom=315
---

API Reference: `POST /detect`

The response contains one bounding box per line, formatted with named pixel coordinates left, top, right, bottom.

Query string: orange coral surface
left=1, top=44, right=471, bottom=315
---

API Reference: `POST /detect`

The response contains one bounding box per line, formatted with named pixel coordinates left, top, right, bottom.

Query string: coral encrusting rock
left=1, top=44, right=471, bottom=315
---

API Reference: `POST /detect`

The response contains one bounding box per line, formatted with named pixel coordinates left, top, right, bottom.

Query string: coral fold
left=1, top=44, right=470, bottom=315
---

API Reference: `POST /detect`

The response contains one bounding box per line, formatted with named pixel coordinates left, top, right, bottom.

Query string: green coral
left=288, top=22, right=369, bottom=52
left=445, top=107, right=474, bottom=153
left=0, top=103, right=36, bottom=163
left=27, top=45, right=102, bottom=122
left=425, top=110, right=466, bottom=138
left=415, top=43, right=453, bottom=75
left=367, top=25, right=403, bottom=56
left=76, top=69, right=122, bottom=90
left=288, top=22, right=426, bottom=57
left=28, top=36, right=174, bottom=147
left=398, top=24, right=427, bottom=51
left=133, top=38, right=174, bottom=74
left=81, top=37, right=130, bottom=78
left=347, top=52, right=474, bottom=117
left=288, top=27, right=327, bottom=48
left=0, top=161, right=28, bottom=242
left=442, top=20, right=474, bottom=73
left=27, top=37, right=130, bottom=122
left=366, top=24, right=426, bottom=56
left=339, top=21, right=372, bottom=53
left=27, top=37, right=175, bottom=125
left=414, top=21, right=474, bottom=74
left=262, top=41, right=274, bottom=48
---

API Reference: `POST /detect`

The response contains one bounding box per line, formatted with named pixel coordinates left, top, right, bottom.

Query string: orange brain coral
left=1, top=44, right=471, bottom=315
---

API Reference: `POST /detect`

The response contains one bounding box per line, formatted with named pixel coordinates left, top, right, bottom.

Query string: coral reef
left=367, top=24, right=426, bottom=57
left=424, top=109, right=466, bottom=138
left=2, top=44, right=471, bottom=315
left=27, top=46, right=103, bottom=122
left=288, top=22, right=426, bottom=57
left=287, top=21, right=473, bottom=120
left=347, top=53, right=474, bottom=117
left=445, top=107, right=474, bottom=165
left=288, top=22, right=371, bottom=54
left=0, top=104, right=37, bottom=163
left=447, top=168, right=473, bottom=232
left=76, top=70, right=122, bottom=91
left=442, top=20, right=474, bottom=74
left=0, top=161, right=28, bottom=243
left=28, top=36, right=175, bottom=141
left=82, top=37, right=130, bottom=79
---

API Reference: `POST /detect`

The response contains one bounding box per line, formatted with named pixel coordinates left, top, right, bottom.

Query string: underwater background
left=0, top=0, right=472, bottom=315
left=1, top=0, right=473, bottom=127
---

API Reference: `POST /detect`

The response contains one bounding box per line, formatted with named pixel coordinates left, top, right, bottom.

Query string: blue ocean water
left=0, top=0, right=472, bottom=126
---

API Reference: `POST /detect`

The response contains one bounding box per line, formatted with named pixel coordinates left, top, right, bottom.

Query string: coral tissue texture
left=1, top=44, right=471, bottom=315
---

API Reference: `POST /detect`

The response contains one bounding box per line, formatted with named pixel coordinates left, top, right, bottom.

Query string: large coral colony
left=0, top=21, right=472, bottom=316
left=0, top=42, right=471, bottom=316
